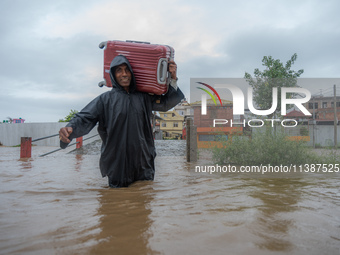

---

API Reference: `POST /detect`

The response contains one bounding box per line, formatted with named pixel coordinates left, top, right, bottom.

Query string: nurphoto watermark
left=192, top=163, right=340, bottom=178
left=190, top=78, right=326, bottom=128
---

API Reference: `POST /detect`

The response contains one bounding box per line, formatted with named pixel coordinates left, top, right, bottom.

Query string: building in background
left=12, top=118, right=25, bottom=124
left=173, top=99, right=193, bottom=121
left=304, top=96, right=340, bottom=121
left=189, top=96, right=245, bottom=148
left=158, top=111, right=184, bottom=139
left=190, top=98, right=238, bottom=127
left=2, top=117, right=25, bottom=124
left=151, top=113, right=163, bottom=140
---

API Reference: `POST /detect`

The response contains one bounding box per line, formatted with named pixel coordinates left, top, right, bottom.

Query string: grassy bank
left=211, top=130, right=340, bottom=166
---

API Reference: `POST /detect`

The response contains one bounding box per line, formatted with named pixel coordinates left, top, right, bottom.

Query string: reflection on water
left=251, top=179, right=302, bottom=251
left=0, top=142, right=340, bottom=255
left=90, top=183, right=155, bottom=255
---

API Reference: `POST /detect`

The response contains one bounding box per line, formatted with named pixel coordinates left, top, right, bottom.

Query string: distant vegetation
left=59, top=109, right=78, bottom=122
left=244, top=53, right=304, bottom=119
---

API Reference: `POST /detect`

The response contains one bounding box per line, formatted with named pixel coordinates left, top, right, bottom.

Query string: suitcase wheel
left=99, top=41, right=107, bottom=49
left=98, top=81, right=106, bottom=87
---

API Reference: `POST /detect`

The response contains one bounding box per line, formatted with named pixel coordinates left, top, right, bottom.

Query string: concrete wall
left=308, top=125, right=340, bottom=147
left=252, top=124, right=340, bottom=147
left=0, top=123, right=99, bottom=146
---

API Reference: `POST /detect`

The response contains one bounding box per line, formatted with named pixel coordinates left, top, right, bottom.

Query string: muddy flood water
left=1, top=140, right=340, bottom=255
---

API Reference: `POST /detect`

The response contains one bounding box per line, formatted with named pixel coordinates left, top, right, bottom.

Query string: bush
left=211, top=130, right=325, bottom=166
left=300, top=126, right=309, bottom=136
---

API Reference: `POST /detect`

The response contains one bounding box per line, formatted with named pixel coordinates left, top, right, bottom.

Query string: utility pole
left=313, top=96, right=315, bottom=148
left=334, top=85, right=337, bottom=149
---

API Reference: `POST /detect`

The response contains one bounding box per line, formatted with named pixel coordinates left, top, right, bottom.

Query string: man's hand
left=168, top=60, right=177, bottom=80
left=59, top=127, right=73, bottom=143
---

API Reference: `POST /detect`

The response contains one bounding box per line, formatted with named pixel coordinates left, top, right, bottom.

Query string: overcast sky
left=1, top=0, right=339, bottom=122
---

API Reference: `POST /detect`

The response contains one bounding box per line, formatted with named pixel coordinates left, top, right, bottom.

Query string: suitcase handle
left=126, top=40, right=151, bottom=44
left=157, top=58, right=168, bottom=84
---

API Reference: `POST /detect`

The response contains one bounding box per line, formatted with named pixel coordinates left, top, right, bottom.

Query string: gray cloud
left=1, top=0, right=339, bottom=122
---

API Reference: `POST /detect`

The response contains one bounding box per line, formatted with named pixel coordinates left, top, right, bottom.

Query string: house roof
left=285, top=110, right=306, bottom=117
left=190, top=96, right=233, bottom=106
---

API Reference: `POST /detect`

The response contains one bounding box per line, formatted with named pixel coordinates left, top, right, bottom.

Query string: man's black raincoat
left=61, top=55, right=184, bottom=187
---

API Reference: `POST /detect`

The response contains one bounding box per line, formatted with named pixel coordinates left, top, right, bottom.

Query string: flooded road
left=0, top=140, right=339, bottom=254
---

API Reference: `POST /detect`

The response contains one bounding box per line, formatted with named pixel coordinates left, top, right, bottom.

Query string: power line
left=310, top=85, right=340, bottom=97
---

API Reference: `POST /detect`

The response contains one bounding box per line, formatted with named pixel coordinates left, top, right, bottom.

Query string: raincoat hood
left=109, top=55, right=136, bottom=93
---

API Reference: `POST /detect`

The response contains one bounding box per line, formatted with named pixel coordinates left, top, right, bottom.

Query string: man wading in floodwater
left=59, top=55, right=184, bottom=187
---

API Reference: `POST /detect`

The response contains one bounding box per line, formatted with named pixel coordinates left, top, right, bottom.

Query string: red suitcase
left=98, top=40, right=174, bottom=95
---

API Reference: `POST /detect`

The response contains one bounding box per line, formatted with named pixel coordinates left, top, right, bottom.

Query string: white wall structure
left=308, top=124, right=340, bottom=147
left=250, top=123, right=340, bottom=147
left=0, top=123, right=99, bottom=146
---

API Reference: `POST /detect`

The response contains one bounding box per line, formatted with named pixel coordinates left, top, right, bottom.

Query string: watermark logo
left=191, top=78, right=314, bottom=128
left=197, top=82, right=311, bottom=116
left=196, top=82, right=223, bottom=115
left=196, top=82, right=223, bottom=106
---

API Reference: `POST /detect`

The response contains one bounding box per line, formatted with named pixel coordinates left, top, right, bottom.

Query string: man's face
left=114, top=64, right=131, bottom=89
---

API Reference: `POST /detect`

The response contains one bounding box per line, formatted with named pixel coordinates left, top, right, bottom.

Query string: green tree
left=59, top=109, right=78, bottom=122
left=244, top=53, right=304, bottom=118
